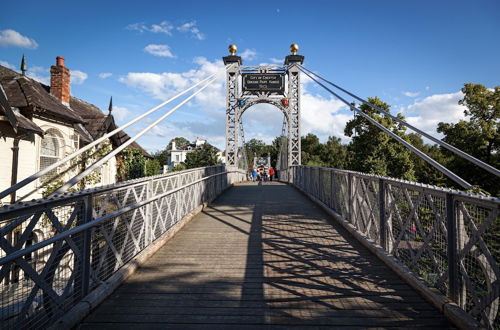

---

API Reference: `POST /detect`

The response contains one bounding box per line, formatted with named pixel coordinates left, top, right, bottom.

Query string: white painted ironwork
left=287, top=165, right=499, bottom=329
left=0, top=165, right=246, bottom=329
left=224, top=63, right=301, bottom=167
left=276, top=115, right=288, bottom=172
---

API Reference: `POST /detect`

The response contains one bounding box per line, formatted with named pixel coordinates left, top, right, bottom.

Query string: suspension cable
left=298, top=66, right=473, bottom=190
left=0, top=71, right=223, bottom=201
left=299, top=65, right=500, bottom=178
left=51, top=77, right=217, bottom=196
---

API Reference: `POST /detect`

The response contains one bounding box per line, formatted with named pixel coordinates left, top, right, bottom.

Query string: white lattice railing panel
left=0, top=165, right=246, bottom=329
left=286, top=165, right=499, bottom=329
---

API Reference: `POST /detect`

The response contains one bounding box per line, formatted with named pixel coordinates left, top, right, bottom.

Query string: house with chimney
left=166, top=137, right=225, bottom=171
left=0, top=56, right=149, bottom=206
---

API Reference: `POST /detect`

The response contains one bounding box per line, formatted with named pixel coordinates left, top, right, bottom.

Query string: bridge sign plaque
left=242, top=73, right=285, bottom=94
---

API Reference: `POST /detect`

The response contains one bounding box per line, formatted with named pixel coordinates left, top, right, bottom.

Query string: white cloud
left=119, top=56, right=225, bottom=108
left=127, top=20, right=205, bottom=40
left=0, top=60, right=15, bottom=70
left=99, top=72, right=112, bottom=79
left=404, top=91, right=467, bottom=138
left=112, top=105, right=132, bottom=121
left=26, top=66, right=49, bottom=85
left=177, top=21, right=205, bottom=40
left=71, top=70, right=88, bottom=85
left=119, top=58, right=357, bottom=148
left=0, top=29, right=38, bottom=49
left=301, top=89, right=350, bottom=142
left=144, top=44, right=175, bottom=58
left=402, top=91, right=420, bottom=97
left=240, top=49, right=257, bottom=61
left=150, top=21, right=174, bottom=34
left=269, top=58, right=283, bottom=64
left=126, top=21, right=174, bottom=35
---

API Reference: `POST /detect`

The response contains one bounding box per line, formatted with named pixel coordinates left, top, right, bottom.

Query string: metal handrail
left=0, top=168, right=245, bottom=265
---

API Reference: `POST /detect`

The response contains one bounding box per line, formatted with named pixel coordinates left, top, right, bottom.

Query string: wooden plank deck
left=79, top=182, right=452, bottom=329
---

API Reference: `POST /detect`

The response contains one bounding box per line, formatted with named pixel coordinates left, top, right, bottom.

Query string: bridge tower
left=223, top=44, right=304, bottom=168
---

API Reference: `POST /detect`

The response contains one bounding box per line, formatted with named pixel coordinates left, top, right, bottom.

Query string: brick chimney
left=50, top=56, right=71, bottom=105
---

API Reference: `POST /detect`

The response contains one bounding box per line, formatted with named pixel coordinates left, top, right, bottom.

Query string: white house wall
left=0, top=118, right=118, bottom=205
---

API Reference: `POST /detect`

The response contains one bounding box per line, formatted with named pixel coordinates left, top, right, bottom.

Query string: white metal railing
left=0, top=165, right=246, bottom=329
left=286, top=165, right=499, bottom=329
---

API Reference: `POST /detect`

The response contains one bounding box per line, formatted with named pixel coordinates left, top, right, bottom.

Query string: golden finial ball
left=228, top=44, right=237, bottom=56
left=290, top=43, right=299, bottom=55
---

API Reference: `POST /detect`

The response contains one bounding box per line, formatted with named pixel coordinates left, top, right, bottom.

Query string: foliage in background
left=42, top=141, right=112, bottom=196
left=145, top=158, right=162, bottom=176
left=117, top=148, right=148, bottom=181
left=167, top=137, right=190, bottom=150
left=150, top=149, right=169, bottom=168
left=172, top=163, right=187, bottom=172
left=245, top=138, right=278, bottom=169
left=437, top=83, right=499, bottom=195
left=298, top=85, right=497, bottom=195
left=116, top=148, right=161, bottom=180
left=184, top=143, right=220, bottom=168
left=344, top=97, right=416, bottom=181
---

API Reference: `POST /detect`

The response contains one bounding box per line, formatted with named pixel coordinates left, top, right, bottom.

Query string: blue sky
left=1, top=0, right=499, bottom=151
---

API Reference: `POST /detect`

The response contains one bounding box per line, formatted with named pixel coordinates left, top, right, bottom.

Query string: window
left=40, top=128, right=65, bottom=182
left=176, top=155, right=180, bottom=162
left=71, top=134, right=79, bottom=149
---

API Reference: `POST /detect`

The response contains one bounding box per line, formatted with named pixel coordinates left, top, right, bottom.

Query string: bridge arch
left=223, top=47, right=303, bottom=168
left=238, top=97, right=289, bottom=121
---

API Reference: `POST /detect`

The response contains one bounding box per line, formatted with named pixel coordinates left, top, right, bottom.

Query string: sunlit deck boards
left=79, top=182, right=452, bottom=329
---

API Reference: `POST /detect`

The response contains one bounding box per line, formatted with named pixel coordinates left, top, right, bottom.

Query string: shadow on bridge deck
left=79, top=182, right=452, bottom=329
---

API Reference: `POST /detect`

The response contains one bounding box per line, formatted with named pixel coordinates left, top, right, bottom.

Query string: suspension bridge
left=0, top=44, right=498, bottom=329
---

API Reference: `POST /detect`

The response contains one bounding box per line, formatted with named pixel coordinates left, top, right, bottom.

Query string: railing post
left=318, top=168, right=322, bottom=201
left=447, top=193, right=459, bottom=302
left=330, top=169, right=335, bottom=210
left=146, top=178, right=153, bottom=244
left=81, top=194, right=93, bottom=297
left=379, top=178, right=387, bottom=250
left=348, top=173, right=353, bottom=224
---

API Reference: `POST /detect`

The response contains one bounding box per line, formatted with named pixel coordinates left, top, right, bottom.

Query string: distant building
left=165, top=138, right=225, bottom=171
left=0, top=56, right=149, bottom=205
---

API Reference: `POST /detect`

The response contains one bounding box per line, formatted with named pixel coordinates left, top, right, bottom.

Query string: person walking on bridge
left=269, top=167, right=275, bottom=181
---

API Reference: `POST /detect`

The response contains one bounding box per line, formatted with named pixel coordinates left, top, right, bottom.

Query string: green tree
left=301, top=133, right=326, bottom=166
left=245, top=138, right=267, bottom=167
left=184, top=143, right=220, bottom=168
left=322, top=136, right=348, bottom=169
left=344, top=97, right=415, bottom=181
left=171, top=163, right=187, bottom=172
left=406, top=133, right=448, bottom=186
left=437, top=83, right=500, bottom=195
left=151, top=149, right=169, bottom=167
left=167, top=137, right=190, bottom=150
left=118, top=148, right=146, bottom=180
left=145, top=159, right=162, bottom=176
